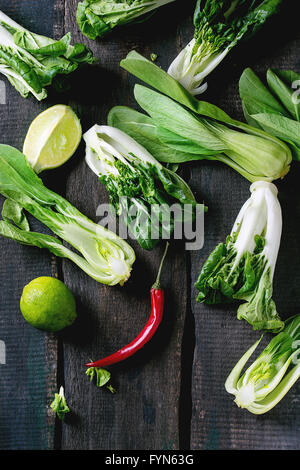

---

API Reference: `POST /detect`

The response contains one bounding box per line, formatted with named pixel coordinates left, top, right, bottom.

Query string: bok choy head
left=0, top=10, right=95, bottom=100
left=76, top=0, right=176, bottom=40
left=225, top=315, right=300, bottom=414
left=84, top=125, right=200, bottom=251
left=133, top=84, right=292, bottom=183
left=0, top=145, right=135, bottom=286
left=168, top=0, right=282, bottom=95
left=195, top=181, right=284, bottom=332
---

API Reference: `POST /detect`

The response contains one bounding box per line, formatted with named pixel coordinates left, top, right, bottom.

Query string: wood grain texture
left=190, top=4, right=300, bottom=450
left=0, top=0, right=60, bottom=450
left=0, top=0, right=299, bottom=451
left=59, top=0, right=194, bottom=451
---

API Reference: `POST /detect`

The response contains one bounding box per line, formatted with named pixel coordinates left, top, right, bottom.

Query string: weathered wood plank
left=190, top=5, right=300, bottom=450
left=60, top=0, right=193, bottom=450
left=0, top=0, right=61, bottom=450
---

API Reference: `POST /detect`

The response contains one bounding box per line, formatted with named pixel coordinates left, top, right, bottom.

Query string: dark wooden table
left=0, top=0, right=299, bottom=451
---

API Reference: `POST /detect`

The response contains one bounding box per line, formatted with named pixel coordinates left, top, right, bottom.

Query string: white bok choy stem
left=230, top=181, right=282, bottom=280
left=168, top=38, right=230, bottom=95
left=84, top=125, right=161, bottom=178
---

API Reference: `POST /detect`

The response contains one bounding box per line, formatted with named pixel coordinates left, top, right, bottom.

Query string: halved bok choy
left=0, top=145, right=135, bottom=286
left=225, top=315, right=300, bottom=414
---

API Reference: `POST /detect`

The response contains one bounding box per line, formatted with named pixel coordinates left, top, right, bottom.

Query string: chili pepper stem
left=152, top=242, right=169, bottom=290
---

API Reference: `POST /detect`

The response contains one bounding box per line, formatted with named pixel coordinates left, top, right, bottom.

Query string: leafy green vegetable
left=225, top=315, right=300, bottom=414
left=50, top=386, right=70, bottom=421
left=195, top=181, right=284, bottom=332
left=267, top=69, right=300, bottom=122
left=86, top=366, right=116, bottom=393
left=76, top=0, right=176, bottom=40
left=84, top=125, right=202, bottom=250
left=0, top=144, right=135, bottom=286
left=0, top=10, right=95, bottom=100
left=107, top=106, right=201, bottom=164
left=167, top=0, right=282, bottom=95
left=240, top=67, right=300, bottom=160
left=132, top=83, right=291, bottom=182
left=239, top=67, right=289, bottom=120
left=120, top=50, right=292, bottom=179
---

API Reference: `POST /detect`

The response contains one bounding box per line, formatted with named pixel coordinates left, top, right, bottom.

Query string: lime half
left=23, top=105, right=82, bottom=173
left=20, top=277, right=77, bottom=332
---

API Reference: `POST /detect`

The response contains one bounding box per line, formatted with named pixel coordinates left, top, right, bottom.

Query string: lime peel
left=20, top=276, right=77, bottom=332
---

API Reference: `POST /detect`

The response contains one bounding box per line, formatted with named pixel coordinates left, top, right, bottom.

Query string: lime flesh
left=20, top=277, right=77, bottom=332
left=23, top=105, right=82, bottom=173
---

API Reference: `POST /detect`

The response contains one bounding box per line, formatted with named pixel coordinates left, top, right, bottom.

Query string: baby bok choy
left=131, top=84, right=291, bottom=182
left=225, top=315, right=300, bottom=414
left=0, top=145, right=135, bottom=286
left=195, top=181, right=284, bottom=332
left=167, top=0, right=282, bottom=95
left=83, top=125, right=199, bottom=250
left=0, top=10, right=95, bottom=100
left=76, top=0, right=176, bottom=40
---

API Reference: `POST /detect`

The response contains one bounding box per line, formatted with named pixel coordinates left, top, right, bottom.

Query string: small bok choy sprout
left=84, top=125, right=200, bottom=250
left=0, top=145, right=135, bottom=286
left=225, top=315, right=300, bottom=414
left=167, top=0, right=282, bottom=95
left=50, top=386, right=70, bottom=421
left=195, top=181, right=284, bottom=332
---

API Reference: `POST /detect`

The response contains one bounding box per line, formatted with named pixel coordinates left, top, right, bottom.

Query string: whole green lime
left=20, top=277, right=77, bottom=332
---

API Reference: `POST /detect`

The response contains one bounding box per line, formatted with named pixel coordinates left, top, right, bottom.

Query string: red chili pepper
left=85, top=242, right=169, bottom=369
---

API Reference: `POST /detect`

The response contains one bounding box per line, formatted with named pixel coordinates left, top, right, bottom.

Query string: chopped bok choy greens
left=84, top=125, right=200, bottom=251
left=239, top=67, right=300, bottom=161
left=168, top=0, right=282, bottom=95
left=195, top=181, right=284, bottom=332
left=76, top=0, right=176, bottom=40
left=50, top=386, right=70, bottom=421
left=0, top=10, right=95, bottom=100
left=225, top=315, right=300, bottom=414
left=0, top=145, right=135, bottom=286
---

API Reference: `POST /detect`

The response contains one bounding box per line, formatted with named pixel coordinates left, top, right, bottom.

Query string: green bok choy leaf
left=132, top=84, right=291, bottom=182
left=119, top=51, right=292, bottom=181
left=195, top=181, right=284, bottom=332
left=239, top=67, right=300, bottom=161
left=76, top=0, right=176, bottom=40
left=0, top=145, right=135, bottom=286
left=84, top=125, right=201, bottom=250
left=167, top=0, right=282, bottom=95
left=0, top=10, right=95, bottom=100
left=225, top=315, right=300, bottom=414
